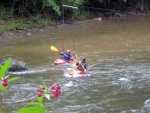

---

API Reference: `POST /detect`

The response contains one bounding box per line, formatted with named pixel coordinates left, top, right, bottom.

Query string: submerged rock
left=0, top=57, right=29, bottom=72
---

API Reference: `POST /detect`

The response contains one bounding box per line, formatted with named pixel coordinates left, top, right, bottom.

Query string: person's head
left=76, top=62, right=79, bottom=66
left=66, top=50, right=70, bottom=54
left=81, top=58, right=86, bottom=63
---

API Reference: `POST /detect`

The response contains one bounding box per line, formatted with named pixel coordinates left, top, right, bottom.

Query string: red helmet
left=66, top=50, right=70, bottom=54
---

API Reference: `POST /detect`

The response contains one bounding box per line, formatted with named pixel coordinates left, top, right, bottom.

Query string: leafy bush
left=0, top=58, right=62, bottom=113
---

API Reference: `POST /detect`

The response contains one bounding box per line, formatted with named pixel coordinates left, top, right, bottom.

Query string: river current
left=0, top=14, right=150, bottom=113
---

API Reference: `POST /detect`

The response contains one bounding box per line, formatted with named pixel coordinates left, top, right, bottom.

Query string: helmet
left=82, top=58, right=86, bottom=61
left=76, top=62, right=79, bottom=66
left=81, top=58, right=86, bottom=62
left=66, top=50, right=70, bottom=54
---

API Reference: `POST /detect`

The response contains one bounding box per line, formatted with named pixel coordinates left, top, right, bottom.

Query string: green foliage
left=43, top=0, right=61, bottom=15
left=16, top=84, right=51, bottom=113
left=0, top=58, right=11, bottom=78
left=0, top=0, right=149, bottom=33
left=16, top=107, right=48, bottom=113
left=26, top=102, right=43, bottom=107
left=39, top=18, right=52, bottom=26
left=0, top=59, right=60, bottom=113
left=0, top=58, right=20, bottom=113
left=8, top=77, right=20, bottom=82
left=0, top=20, right=28, bottom=32
left=76, top=10, right=89, bottom=20
left=0, top=6, right=12, bottom=20
left=0, top=58, right=20, bottom=92
left=0, top=84, right=7, bottom=92
left=0, top=17, right=53, bottom=33
left=67, top=0, right=85, bottom=5
left=37, top=96, right=44, bottom=103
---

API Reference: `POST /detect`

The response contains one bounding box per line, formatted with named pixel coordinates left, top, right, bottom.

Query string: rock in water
left=0, top=57, right=29, bottom=72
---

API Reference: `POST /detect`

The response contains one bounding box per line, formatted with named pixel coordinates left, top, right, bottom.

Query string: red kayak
left=54, top=56, right=75, bottom=65
left=53, top=58, right=73, bottom=65
left=68, top=66, right=90, bottom=76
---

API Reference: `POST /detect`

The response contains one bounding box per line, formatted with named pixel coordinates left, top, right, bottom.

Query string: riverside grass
left=0, top=10, right=89, bottom=33
left=0, top=17, right=53, bottom=33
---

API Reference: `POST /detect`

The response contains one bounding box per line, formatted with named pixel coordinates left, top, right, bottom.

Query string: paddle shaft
left=75, top=54, right=87, bottom=73
left=51, top=46, right=68, bottom=57
left=51, top=46, right=77, bottom=61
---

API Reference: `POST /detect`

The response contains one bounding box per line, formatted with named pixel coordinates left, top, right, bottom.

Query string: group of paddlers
left=60, top=49, right=88, bottom=71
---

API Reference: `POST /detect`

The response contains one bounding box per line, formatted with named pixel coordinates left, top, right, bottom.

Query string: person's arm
left=69, top=55, right=72, bottom=60
left=60, top=52, right=64, bottom=55
left=84, top=63, right=87, bottom=69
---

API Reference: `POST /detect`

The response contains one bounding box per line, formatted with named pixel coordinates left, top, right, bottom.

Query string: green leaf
left=0, top=58, right=11, bottom=78
left=26, top=102, right=43, bottom=107
left=38, top=96, right=43, bottom=103
left=43, top=84, right=47, bottom=91
left=16, top=106, right=48, bottom=113
left=8, top=77, right=20, bottom=83
left=43, top=0, right=61, bottom=15
left=0, top=84, right=7, bottom=91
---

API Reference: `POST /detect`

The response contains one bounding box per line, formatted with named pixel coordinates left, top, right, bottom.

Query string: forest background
left=0, top=0, right=149, bottom=33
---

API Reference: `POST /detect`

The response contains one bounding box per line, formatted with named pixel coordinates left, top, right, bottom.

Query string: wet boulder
left=0, top=57, right=29, bottom=72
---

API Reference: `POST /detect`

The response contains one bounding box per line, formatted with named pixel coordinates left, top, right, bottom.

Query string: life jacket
left=64, top=53, right=72, bottom=60
left=77, top=63, right=86, bottom=71
left=60, top=52, right=72, bottom=60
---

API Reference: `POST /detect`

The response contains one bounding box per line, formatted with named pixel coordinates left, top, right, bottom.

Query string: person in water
left=60, top=50, right=72, bottom=61
left=76, top=58, right=88, bottom=71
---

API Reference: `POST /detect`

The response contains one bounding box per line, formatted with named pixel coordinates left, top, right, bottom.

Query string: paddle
left=73, top=59, right=78, bottom=62
left=75, top=54, right=87, bottom=73
left=50, top=46, right=67, bottom=57
left=80, top=62, right=87, bottom=73
left=68, top=68, right=75, bottom=75
left=50, top=46, right=59, bottom=52
left=50, top=46, right=78, bottom=62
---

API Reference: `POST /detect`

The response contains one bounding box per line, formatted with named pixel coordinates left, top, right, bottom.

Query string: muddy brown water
left=0, top=14, right=150, bottom=113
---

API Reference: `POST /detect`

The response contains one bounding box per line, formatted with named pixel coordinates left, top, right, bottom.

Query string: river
left=0, top=14, right=150, bottom=113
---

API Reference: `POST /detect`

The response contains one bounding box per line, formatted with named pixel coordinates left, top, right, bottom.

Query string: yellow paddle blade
left=69, top=68, right=75, bottom=75
left=50, top=46, right=58, bottom=52
left=73, top=59, right=79, bottom=62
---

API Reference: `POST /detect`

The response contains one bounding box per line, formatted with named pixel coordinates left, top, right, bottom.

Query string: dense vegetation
left=0, top=0, right=149, bottom=32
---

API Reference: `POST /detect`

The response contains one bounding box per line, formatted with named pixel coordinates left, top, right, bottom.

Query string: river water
left=0, top=14, right=150, bottom=113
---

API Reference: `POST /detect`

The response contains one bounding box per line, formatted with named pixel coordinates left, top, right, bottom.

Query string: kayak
left=54, top=58, right=74, bottom=65
left=54, top=56, right=75, bottom=65
left=68, top=66, right=90, bottom=76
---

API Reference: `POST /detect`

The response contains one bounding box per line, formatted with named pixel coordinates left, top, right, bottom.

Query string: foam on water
left=64, top=81, right=73, bottom=87
left=9, top=69, right=47, bottom=75
left=143, top=99, right=150, bottom=109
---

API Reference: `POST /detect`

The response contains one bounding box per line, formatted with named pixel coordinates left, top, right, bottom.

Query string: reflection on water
left=1, top=14, right=150, bottom=112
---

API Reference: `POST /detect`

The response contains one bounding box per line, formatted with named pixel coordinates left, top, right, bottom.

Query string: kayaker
left=60, top=50, right=72, bottom=61
left=76, top=58, right=87, bottom=71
